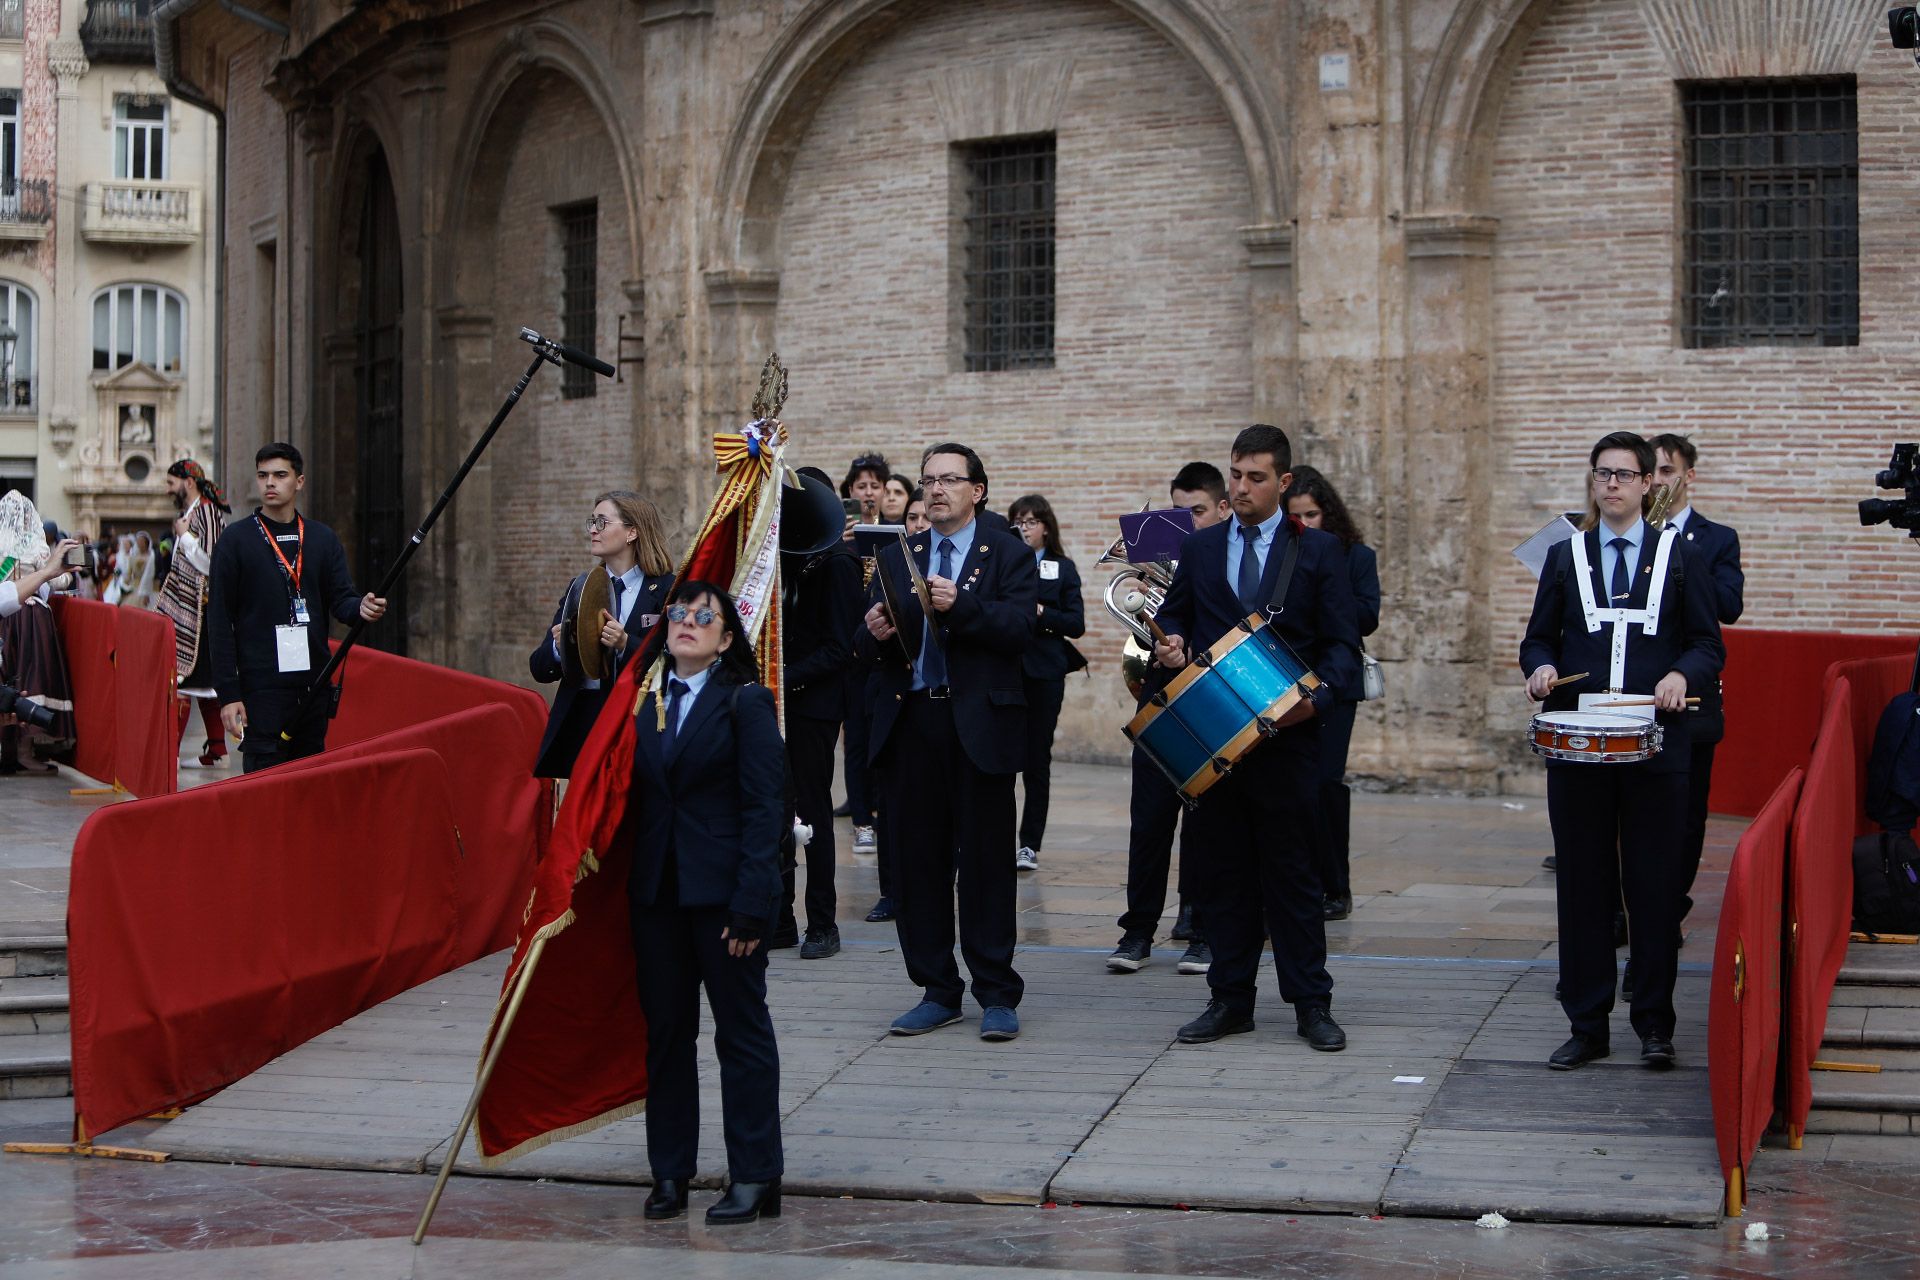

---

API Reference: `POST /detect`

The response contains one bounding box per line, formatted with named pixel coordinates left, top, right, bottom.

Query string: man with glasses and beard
left=855, top=443, right=1036, bottom=1042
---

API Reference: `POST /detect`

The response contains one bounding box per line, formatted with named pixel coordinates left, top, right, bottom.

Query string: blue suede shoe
left=889, top=1000, right=963, bottom=1036
left=979, top=1006, right=1020, bottom=1041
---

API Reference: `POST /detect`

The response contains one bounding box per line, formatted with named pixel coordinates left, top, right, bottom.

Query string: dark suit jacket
left=627, top=678, right=785, bottom=923
left=1676, top=512, right=1743, bottom=744
left=1336, top=541, right=1382, bottom=702
left=1153, top=516, right=1361, bottom=718
left=1024, top=552, right=1088, bottom=681
left=782, top=543, right=863, bottom=722
left=851, top=522, right=1037, bottom=774
left=1519, top=525, right=1724, bottom=774
left=529, top=568, right=672, bottom=778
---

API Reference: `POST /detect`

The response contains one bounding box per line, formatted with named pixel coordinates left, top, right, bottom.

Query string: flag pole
left=412, top=933, right=550, bottom=1246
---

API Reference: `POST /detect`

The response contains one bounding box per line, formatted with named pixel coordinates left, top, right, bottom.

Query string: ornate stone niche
left=64, top=361, right=185, bottom=528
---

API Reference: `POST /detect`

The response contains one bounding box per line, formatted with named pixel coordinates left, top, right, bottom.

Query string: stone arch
left=438, top=21, right=643, bottom=309
left=1405, top=0, right=1555, bottom=215
left=708, top=0, right=1290, bottom=274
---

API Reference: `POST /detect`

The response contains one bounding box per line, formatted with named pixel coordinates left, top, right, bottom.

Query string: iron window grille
left=960, top=135, right=1055, bottom=372
left=1681, top=78, right=1858, bottom=349
left=558, top=201, right=598, bottom=399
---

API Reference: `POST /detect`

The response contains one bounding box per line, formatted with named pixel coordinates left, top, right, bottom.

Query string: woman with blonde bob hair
left=528, top=489, right=674, bottom=777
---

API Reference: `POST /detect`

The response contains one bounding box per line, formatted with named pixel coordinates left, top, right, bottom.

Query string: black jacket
left=207, top=509, right=362, bottom=707
left=529, top=567, right=672, bottom=778
left=627, top=678, right=785, bottom=924
left=851, top=523, right=1037, bottom=775
left=1153, top=516, right=1361, bottom=719
left=1023, top=552, right=1087, bottom=681
left=1333, top=542, right=1382, bottom=702
left=1675, top=512, right=1743, bottom=744
left=1519, top=524, right=1725, bottom=775
left=782, top=543, right=863, bottom=722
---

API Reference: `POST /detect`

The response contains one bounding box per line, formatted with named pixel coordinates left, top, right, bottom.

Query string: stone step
left=1802, top=1107, right=1920, bottom=1137
left=1808, top=1046, right=1920, bottom=1115
left=1838, top=937, right=1920, bottom=986
left=0, top=934, right=68, bottom=979
left=0, top=975, right=68, bottom=1035
left=0, top=1031, right=72, bottom=1100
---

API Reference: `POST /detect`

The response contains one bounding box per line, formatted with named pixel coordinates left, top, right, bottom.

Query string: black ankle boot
left=643, top=1178, right=689, bottom=1220
left=706, top=1177, right=781, bottom=1224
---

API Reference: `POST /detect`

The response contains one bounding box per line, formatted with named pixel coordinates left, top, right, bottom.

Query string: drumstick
left=1547, top=672, right=1589, bottom=690
left=1589, top=697, right=1701, bottom=708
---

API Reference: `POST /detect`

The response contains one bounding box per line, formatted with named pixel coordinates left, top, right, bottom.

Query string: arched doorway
left=352, top=147, right=406, bottom=654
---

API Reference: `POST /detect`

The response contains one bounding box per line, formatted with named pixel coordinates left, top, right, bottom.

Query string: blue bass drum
left=1124, top=615, right=1321, bottom=804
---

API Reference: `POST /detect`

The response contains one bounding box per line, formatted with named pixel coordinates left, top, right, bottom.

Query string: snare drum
left=1527, top=710, right=1663, bottom=763
left=1125, top=615, right=1321, bottom=802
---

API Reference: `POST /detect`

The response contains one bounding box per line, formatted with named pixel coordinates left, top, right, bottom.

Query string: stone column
left=1240, top=223, right=1297, bottom=428
left=433, top=306, right=498, bottom=672
left=45, top=39, right=87, bottom=467
left=1394, top=212, right=1499, bottom=789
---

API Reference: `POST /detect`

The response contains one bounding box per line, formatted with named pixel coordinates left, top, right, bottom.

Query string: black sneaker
left=1170, top=903, right=1195, bottom=941
left=1176, top=940, right=1211, bottom=974
left=799, top=926, right=841, bottom=960
left=1106, top=934, right=1151, bottom=973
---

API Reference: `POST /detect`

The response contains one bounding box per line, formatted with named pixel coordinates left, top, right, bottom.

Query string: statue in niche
left=119, top=403, right=154, bottom=451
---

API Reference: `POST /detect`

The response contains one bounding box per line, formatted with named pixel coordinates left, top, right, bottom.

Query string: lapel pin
left=913, top=543, right=924, bottom=553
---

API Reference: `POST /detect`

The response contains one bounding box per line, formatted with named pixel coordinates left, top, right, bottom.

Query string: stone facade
left=160, top=0, right=1920, bottom=788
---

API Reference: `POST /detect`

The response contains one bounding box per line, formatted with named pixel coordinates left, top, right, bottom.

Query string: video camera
left=0, top=683, right=55, bottom=731
left=1860, top=444, right=1920, bottom=536
left=1894, top=7, right=1920, bottom=60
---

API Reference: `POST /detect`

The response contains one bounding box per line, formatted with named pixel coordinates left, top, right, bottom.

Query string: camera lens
left=1893, top=6, right=1920, bottom=48
left=1861, top=497, right=1903, bottom=526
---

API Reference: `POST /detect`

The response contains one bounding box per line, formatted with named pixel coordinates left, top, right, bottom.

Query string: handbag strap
left=1264, top=520, right=1303, bottom=617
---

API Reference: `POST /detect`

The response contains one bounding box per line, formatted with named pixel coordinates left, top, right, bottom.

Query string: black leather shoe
left=1176, top=1000, right=1254, bottom=1044
left=1640, top=1034, right=1676, bottom=1069
left=643, top=1179, right=689, bottom=1220
left=1171, top=903, right=1195, bottom=941
left=706, top=1178, right=781, bottom=1225
left=1548, top=1035, right=1610, bottom=1071
left=1621, top=961, right=1634, bottom=999
left=1321, top=895, right=1352, bottom=922
left=832, top=799, right=851, bottom=817
left=864, top=897, right=895, bottom=923
left=1296, top=1006, right=1347, bottom=1052
left=1540, top=854, right=1557, bottom=872
left=766, top=918, right=800, bottom=950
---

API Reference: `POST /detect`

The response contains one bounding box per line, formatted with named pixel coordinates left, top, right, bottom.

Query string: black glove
left=727, top=911, right=766, bottom=943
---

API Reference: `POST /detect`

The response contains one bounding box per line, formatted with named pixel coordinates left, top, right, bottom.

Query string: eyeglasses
left=667, top=604, right=718, bottom=626
left=920, top=474, right=972, bottom=490
left=586, top=515, right=629, bottom=533
left=1013, top=517, right=1042, bottom=530
left=1591, top=467, right=1648, bottom=486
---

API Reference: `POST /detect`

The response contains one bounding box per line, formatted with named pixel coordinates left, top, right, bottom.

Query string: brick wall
left=774, top=0, right=1254, bottom=762
left=1486, top=0, right=1920, bottom=777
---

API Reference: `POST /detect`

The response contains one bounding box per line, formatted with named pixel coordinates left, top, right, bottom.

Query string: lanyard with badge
left=256, top=513, right=312, bottom=674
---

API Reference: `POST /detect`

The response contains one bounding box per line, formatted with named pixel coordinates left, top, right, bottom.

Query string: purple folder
left=1116, top=507, right=1195, bottom=564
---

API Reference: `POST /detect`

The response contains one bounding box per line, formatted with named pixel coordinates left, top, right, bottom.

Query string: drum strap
left=1570, top=526, right=1678, bottom=691
left=1263, top=524, right=1304, bottom=617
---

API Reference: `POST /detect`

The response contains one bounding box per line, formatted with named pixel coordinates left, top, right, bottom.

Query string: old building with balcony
left=0, top=0, right=217, bottom=538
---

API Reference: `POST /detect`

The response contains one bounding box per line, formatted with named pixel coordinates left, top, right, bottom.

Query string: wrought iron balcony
left=81, top=180, right=200, bottom=245
left=80, top=0, right=155, bottom=65
left=0, top=178, right=52, bottom=241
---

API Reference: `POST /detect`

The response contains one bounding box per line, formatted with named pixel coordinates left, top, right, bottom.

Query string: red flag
left=475, top=422, right=788, bottom=1162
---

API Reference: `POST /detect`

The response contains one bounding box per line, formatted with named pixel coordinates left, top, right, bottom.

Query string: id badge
left=292, top=595, right=311, bottom=625
left=276, top=624, right=312, bottom=673
left=1038, top=560, right=1060, bottom=581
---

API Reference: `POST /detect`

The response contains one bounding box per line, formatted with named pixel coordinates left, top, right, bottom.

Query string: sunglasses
left=667, top=604, right=718, bottom=626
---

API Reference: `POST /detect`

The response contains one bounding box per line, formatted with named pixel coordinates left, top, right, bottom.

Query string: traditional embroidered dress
left=158, top=494, right=225, bottom=692
left=0, top=491, right=76, bottom=761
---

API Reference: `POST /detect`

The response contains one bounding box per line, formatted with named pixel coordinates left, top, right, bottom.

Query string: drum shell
left=1527, top=711, right=1662, bottom=763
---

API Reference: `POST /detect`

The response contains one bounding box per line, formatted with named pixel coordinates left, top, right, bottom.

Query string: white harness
left=1570, top=524, right=1678, bottom=694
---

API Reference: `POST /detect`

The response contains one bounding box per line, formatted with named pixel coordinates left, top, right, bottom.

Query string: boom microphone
left=519, top=326, right=616, bottom=379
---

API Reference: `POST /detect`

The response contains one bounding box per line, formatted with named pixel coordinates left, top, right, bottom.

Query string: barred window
left=959, top=135, right=1055, bottom=372
left=557, top=201, right=597, bottom=399
left=1681, top=78, right=1857, bottom=349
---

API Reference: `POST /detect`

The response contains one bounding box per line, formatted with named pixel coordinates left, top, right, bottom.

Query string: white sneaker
left=852, top=826, right=877, bottom=853
left=1015, top=846, right=1038, bottom=872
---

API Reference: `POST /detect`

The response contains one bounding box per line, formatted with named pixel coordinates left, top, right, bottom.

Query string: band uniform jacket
left=1023, top=552, right=1088, bottom=681
left=1152, top=517, right=1362, bottom=720
left=782, top=542, right=863, bottom=723
left=627, top=679, right=785, bottom=925
left=1333, top=542, right=1382, bottom=702
left=851, top=524, right=1038, bottom=776
left=529, top=569, right=671, bottom=778
left=1676, top=512, right=1743, bottom=745
left=1519, top=525, right=1724, bottom=776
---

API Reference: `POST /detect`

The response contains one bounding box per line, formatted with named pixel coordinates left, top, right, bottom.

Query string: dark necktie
left=607, top=577, right=627, bottom=672
left=663, top=677, right=689, bottom=752
left=1236, top=523, right=1263, bottom=612
left=918, top=538, right=953, bottom=689
left=1608, top=537, right=1630, bottom=602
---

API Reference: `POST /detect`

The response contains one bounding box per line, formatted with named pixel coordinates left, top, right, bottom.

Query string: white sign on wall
left=1320, top=53, right=1351, bottom=92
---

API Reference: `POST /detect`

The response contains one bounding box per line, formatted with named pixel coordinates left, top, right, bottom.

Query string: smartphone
left=841, top=498, right=862, bottom=520
left=63, top=546, right=90, bottom=570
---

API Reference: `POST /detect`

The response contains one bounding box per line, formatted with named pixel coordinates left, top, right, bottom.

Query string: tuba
left=1099, top=532, right=1175, bottom=700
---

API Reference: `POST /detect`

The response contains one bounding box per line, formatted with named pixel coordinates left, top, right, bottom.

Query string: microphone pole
left=281, top=327, right=616, bottom=743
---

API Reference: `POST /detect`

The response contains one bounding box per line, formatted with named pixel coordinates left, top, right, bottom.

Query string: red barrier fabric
left=1710, top=766, right=1800, bottom=1205
left=111, top=607, right=177, bottom=799
left=327, top=642, right=549, bottom=760
left=68, top=749, right=465, bottom=1139
left=1820, top=652, right=1918, bottom=837
left=264, top=704, right=544, bottom=962
left=50, top=597, right=117, bottom=786
left=1783, top=680, right=1859, bottom=1141
left=1711, top=629, right=1912, bottom=818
